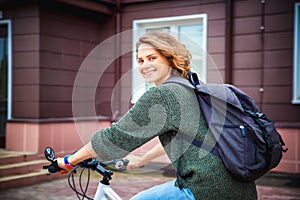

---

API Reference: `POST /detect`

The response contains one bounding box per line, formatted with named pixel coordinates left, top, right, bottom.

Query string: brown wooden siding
left=1, top=0, right=299, bottom=125
left=4, top=1, right=117, bottom=119
left=39, top=4, right=116, bottom=119
left=120, top=0, right=229, bottom=114
left=7, top=4, right=40, bottom=119
left=119, top=0, right=299, bottom=124
left=231, top=0, right=298, bottom=123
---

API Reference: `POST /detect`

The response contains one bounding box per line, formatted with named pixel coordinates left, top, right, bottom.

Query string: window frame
left=0, top=20, right=12, bottom=119
left=131, top=14, right=207, bottom=103
left=293, top=3, right=300, bottom=104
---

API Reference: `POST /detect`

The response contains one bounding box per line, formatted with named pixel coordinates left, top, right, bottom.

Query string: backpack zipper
left=239, top=125, right=246, bottom=137
left=212, top=123, right=246, bottom=137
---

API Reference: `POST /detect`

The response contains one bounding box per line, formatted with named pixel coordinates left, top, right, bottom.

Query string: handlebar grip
left=47, top=160, right=62, bottom=173
left=114, top=159, right=129, bottom=171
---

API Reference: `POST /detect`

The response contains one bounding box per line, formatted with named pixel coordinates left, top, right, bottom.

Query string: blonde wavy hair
left=136, top=31, right=192, bottom=78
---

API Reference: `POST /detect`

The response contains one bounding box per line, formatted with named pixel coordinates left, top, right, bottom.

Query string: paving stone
left=0, top=169, right=299, bottom=200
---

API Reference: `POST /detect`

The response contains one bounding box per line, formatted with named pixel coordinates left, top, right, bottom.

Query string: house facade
left=0, top=0, right=299, bottom=174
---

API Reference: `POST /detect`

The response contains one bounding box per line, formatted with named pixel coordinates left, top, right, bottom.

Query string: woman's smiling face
left=137, top=43, right=172, bottom=86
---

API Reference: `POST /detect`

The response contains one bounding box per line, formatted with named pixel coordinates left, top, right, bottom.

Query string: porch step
left=0, top=150, right=37, bottom=165
left=0, top=159, right=49, bottom=177
left=0, top=149, right=63, bottom=190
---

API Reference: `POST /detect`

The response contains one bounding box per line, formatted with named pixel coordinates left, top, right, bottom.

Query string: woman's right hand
left=55, top=142, right=97, bottom=174
left=56, top=157, right=74, bottom=174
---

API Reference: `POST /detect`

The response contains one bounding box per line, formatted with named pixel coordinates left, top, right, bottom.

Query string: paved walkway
left=0, top=164, right=299, bottom=200
left=0, top=170, right=174, bottom=200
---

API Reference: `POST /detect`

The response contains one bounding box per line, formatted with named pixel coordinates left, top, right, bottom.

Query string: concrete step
left=0, top=149, right=38, bottom=165
left=0, top=169, right=63, bottom=190
left=0, top=159, right=49, bottom=177
left=0, top=149, right=62, bottom=190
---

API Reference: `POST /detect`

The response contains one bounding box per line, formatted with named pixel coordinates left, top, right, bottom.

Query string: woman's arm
left=56, top=86, right=176, bottom=173
left=56, top=142, right=97, bottom=172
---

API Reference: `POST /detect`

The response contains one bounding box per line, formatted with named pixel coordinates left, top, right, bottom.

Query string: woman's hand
left=125, top=155, right=144, bottom=170
left=125, top=141, right=166, bottom=170
left=53, top=142, right=97, bottom=174
left=56, top=157, right=73, bottom=174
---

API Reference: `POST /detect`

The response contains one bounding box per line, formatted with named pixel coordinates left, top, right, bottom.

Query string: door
left=0, top=22, right=10, bottom=148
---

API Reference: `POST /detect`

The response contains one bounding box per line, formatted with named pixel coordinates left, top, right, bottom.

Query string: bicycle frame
left=94, top=182, right=122, bottom=200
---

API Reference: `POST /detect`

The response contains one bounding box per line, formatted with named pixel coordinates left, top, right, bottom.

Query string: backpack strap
left=176, top=131, right=220, bottom=157
left=164, top=75, right=220, bottom=157
left=172, top=131, right=219, bottom=188
left=188, top=71, right=201, bottom=86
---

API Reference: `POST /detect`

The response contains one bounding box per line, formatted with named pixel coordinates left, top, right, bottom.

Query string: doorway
left=0, top=22, right=10, bottom=148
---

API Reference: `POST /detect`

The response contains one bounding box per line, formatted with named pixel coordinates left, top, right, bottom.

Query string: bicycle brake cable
left=68, top=167, right=93, bottom=200
left=79, top=167, right=92, bottom=200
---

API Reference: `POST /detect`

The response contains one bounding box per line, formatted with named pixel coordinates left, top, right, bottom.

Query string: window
left=293, top=3, right=300, bottom=104
left=131, top=14, right=207, bottom=103
left=0, top=20, right=12, bottom=138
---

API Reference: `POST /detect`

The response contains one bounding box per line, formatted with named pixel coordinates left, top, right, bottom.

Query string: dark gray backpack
left=165, top=72, right=288, bottom=182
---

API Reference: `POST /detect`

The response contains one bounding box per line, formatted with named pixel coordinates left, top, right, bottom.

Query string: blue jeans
left=130, top=180, right=195, bottom=200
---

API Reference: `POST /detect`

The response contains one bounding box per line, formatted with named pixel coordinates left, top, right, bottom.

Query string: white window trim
left=293, top=3, right=300, bottom=104
left=0, top=20, right=12, bottom=119
left=131, top=14, right=207, bottom=103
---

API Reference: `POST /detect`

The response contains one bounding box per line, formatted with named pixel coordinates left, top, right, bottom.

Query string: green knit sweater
left=91, top=80, right=257, bottom=200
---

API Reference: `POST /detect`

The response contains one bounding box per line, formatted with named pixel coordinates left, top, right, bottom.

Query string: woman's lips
left=143, top=70, right=155, bottom=79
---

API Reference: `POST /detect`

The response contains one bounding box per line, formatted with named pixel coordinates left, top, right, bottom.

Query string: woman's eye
left=138, top=59, right=144, bottom=65
left=149, top=56, right=156, bottom=61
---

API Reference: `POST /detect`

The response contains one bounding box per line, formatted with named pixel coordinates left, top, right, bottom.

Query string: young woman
left=56, top=31, right=257, bottom=199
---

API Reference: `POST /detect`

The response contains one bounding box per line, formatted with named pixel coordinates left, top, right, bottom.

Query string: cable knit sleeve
left=91, top=85, right=181, bottom=161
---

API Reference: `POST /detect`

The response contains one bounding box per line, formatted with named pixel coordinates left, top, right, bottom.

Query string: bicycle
left=43, top=147, right=129, bottom=200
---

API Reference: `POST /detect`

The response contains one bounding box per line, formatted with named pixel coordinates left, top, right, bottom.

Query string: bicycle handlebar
left=43, top=147, right=129, bottom=177
left=43, top=147, right=129, bottom=198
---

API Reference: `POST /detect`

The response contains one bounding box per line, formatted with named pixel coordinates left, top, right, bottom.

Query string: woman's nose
left=140, top=60, right=151, bottom=69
